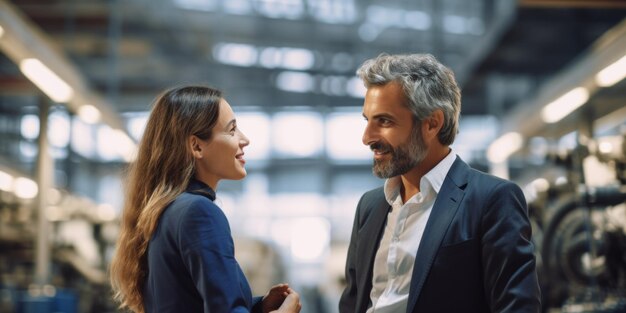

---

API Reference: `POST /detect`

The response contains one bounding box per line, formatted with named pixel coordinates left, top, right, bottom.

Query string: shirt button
left=392, top=236, right=399, bottom=242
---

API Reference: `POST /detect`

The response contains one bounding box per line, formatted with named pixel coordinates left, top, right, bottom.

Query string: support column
left=34, top=98, right=52, bottom=286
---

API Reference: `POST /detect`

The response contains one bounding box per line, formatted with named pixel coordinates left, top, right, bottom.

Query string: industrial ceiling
left=0, top=0, right=625, bottom=136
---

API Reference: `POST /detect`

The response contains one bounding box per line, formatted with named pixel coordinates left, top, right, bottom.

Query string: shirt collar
left=186, top=178, right=216, bottom=201
left=383, top=176, right=403, bottom=205
left=425, top=149, right=457, bottom=194
left=383, top=149, right=457, bottom=205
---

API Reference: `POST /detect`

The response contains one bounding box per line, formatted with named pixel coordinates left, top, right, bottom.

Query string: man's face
left=362, top=82, right=428, bottom=178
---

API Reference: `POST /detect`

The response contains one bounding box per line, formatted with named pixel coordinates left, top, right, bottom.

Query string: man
left=339, top=54, right=541, bottom=313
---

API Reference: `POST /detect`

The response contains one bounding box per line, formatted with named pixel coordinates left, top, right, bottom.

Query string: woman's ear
left=189, top=135, right=203, bottom=159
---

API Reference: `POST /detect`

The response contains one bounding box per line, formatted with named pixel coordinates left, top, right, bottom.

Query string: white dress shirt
left=366, top=151, right=457, bottom=313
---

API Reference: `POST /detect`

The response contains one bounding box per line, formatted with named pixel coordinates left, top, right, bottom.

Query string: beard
left=371, top=128, right=428, bottom=179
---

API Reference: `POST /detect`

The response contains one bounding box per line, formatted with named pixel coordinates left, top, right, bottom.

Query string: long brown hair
left=110, top=85, right=222, bottom=312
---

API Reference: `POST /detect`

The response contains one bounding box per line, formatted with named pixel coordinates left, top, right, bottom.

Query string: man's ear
left=189, top=135, right=203, bottom=159
left=422, top=110, right=444, bottom=141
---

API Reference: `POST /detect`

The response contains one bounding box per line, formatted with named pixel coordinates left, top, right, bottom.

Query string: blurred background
left=1, top=0, right=626, bottom=312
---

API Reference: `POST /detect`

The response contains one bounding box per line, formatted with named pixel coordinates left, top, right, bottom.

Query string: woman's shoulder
left=171, top=192, right=233, bottom=249
left=168, top=191, right=221, bottom=215
left=170, top=192, right=228, bottom=228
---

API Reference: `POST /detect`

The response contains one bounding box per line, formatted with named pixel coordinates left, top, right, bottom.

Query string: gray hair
left=357, top=53, right=461, bottom=145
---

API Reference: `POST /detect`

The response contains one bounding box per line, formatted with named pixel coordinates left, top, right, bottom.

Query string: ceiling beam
left=454, top=0, right=518, bottom=86
left=499, top=18, right=626, bottom=139
left=0, top=0, right=128, bottom=132
left=520, top=0, right=626, bottom=8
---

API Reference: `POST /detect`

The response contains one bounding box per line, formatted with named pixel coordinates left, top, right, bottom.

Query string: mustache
left=370, top=141, right=393, bottom=153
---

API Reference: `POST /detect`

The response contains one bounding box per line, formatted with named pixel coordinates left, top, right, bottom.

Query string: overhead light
left=97, top=125, right=134, bottom=161
left=598, top=141, right=613, bottom=154
left=276, top=71, right=314, bottom=93
left=236, top=113, right=270, bottom=160
left=487, top=132, right=523, bottom=163
left=541, top=87, right=589, bottom=124
left=281, top=48, right=314, bottom=70
left=213, top=43, right=257, bottom=67
left=78, top=104, right=101, bottom=124
left=19, top=58, right=74, bottom=103
left=48, top=111, right=71, bottom=148
left=346, top=76, right=366, bottom=98
left=595, top=55, right=626, bottom=87
left=259, top=47, right=282, bottom=68
left=113, top=129, right=137, bottom=162
left=14, top=177, right=38, bottom=199
left=326, top=113, right=370, bottom=160
left=0, top=170, right=14, bottom=192
left=443, top=15, right=467, bottom=34
left=20, top=114, right=40, bottom=140
left=272, top=112, right=323, bottom=157
left=405, top=11, right=432, bottom=30
left=174, top=0, right=217, bottom=11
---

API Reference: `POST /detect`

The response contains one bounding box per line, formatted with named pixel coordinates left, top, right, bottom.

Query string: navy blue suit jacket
left=339, top=157, right=541, bottom=313
left=144, top=179, right=262, bottom=313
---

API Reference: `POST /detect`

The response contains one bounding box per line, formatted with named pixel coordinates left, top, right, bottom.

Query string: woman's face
left=193, top=99, right=249, bottom=188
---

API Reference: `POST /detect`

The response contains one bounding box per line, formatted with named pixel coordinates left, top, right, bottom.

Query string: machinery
left=527, top=133, right=626, bottom=312
left=0, top=187, right=118, bottom=313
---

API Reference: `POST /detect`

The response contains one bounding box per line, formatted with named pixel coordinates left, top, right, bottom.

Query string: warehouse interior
left=1, top=0, right=626, bottom=312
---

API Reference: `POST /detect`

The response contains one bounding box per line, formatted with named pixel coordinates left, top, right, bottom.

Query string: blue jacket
left=339, top=157, right=541, bottom=313
left=144, top=179, right=262, bottom=313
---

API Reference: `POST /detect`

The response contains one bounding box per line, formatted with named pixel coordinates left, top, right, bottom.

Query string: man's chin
left=373, top=160, right=420, bottom=179
left=372, top=164, right=393, bottom=179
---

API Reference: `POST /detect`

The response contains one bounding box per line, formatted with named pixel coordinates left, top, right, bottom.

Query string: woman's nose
left=239, top=130, right=250, bottom=147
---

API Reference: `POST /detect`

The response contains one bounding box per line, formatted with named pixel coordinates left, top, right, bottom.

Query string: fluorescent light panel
left=78, top=104, right=101, bottom=124
left=14, top=177, right=38, bottom=199
left=0, top=170, right=14, bottom=192
left=487, top=132, right=523, bottom=163
left=326, top=113, right=370, bottom=160
left=236, top=113, right=271, bottom=160
left=595, top=55, right=626, bottom=87
left=113, top=129, right=137, bottom=162
left=19, top=58, right=74, bottom=103
left=541, top=87, right=589, bottom=124
left=272, top=112, right=323, bottom=157
left=276, top=71, right=314, bottom=93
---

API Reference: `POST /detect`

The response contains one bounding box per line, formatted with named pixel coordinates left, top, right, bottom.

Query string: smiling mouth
left=236, top=153, right=245, bottom=163
left=370, top=142, right=391, bottom=156
left=372, top=150, right=390, bottom=158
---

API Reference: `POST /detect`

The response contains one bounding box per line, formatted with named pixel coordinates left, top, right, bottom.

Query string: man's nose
left=362, top=122, right=376, bottom=146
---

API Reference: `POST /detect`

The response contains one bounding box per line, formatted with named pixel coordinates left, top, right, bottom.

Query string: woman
left=110, top=86, right=301, bottom=313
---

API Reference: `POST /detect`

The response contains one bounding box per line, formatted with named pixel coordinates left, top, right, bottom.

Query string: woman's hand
left=261, top=284, right=290, bottom=313
left=270, top=291, right=301, bottom=313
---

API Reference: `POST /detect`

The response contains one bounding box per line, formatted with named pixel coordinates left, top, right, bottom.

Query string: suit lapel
left=356, top=191, right=390, bottom=313
left=406, top=157, right=469, bottom=313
